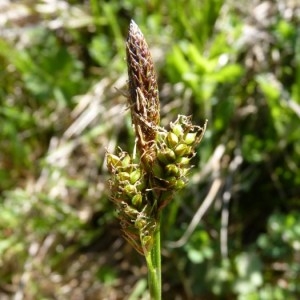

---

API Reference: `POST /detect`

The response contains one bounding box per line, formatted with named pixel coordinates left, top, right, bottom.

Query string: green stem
left=145, top=214, right=161, bottom=300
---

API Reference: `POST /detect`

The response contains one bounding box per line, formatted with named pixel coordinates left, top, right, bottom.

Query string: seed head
left=107, top=21, right=207, bottom=255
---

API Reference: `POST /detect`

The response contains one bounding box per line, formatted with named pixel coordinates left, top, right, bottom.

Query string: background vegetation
left=0, top=0, right=299, bottom=299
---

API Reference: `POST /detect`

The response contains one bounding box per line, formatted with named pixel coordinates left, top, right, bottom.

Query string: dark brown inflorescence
left=126, top=20, right=160, bottom=167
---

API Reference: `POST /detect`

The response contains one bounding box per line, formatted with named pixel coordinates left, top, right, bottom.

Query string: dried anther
left=126, top=20, right=160, bottom=166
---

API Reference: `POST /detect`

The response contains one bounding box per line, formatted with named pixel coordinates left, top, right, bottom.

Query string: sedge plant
left=106, top=20, right=207, bottom=300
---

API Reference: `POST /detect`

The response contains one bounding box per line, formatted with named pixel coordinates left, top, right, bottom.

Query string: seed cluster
left=152, top=115, right=207, bottom=210
left=107, top=151, right=156, bottom=254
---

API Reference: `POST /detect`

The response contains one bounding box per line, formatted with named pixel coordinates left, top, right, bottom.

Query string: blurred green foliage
left=0, top=0, right=299, bottom=299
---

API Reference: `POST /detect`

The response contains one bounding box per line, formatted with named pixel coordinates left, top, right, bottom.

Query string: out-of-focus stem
left=145, top=217, right=161, bottom=300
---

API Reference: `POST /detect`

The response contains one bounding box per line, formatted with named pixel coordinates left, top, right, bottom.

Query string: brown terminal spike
left=126, top=20, right=160, bottom=166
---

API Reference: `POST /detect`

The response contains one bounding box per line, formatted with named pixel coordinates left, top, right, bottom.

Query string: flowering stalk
left=106, top=20, right=207, bottom=300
